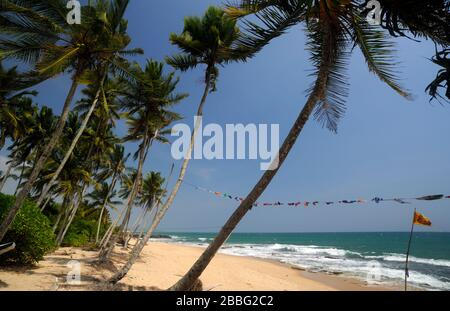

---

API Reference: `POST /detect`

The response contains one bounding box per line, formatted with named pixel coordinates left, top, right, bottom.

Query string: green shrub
left=61, top=202, right=110, bottom=247
left=62, top=218, right=96, bottom=247
left=0, top=193, right=55, bottom=265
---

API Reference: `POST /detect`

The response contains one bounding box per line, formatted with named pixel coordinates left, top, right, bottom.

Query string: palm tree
left=37, top=112, right=91, bottom=245
left=7, top=105, right=57, bottom=195
left=92, top=144, right=129, bottom=244
left=107, top=166, right=173, bottom=284
left=106, top=6, right=246, bottom=283
left=0, top=62, right=40, bottom=150
left=98, top=167, right=136, bottom=250
left=99, top=59, right=186, bottom=261
left=0, top=0, right=141, bottom=241
left=169, top=0, right=415, bottom=290
left=0, top=91, right=38, bottom=193
left=87, top=182, right=121, bottom=243
left=34, top=1, right=142, bottom=208
left=105, top=7, right=245, bottom=283
left=126, top=171, right=166, bottom=243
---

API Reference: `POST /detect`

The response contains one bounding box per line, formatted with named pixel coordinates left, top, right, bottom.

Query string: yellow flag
left=413, top=211, right=432, bottom=226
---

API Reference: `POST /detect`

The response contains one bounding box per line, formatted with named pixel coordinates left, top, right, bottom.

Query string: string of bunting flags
left=182, top=181, right=450, bottom=208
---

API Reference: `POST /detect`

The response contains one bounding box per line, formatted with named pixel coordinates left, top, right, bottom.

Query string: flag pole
left=405, top=208, right=416, bottom=291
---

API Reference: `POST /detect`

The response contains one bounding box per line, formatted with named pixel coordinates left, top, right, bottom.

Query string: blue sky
left=2, top=0, right=450, bottom=232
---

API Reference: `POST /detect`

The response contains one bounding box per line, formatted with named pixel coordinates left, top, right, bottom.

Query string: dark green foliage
left=0, top=193, right=55, bottom=265
left=61, top=202, right=110, bottom=247
left=62, top=218, right=97, bottom=247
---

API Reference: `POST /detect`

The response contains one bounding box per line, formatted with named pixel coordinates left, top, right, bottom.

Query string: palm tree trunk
left=107, top=75, right=211, bottom=284
left=100, top=128, right=159, bottom=259
left=121, top=139, right=149, bottom=247
left=40, top=195, right=52, bottom=212
left=168, top=34, right=334, bottom=291
left=0, top=78, right=79, bottom=242
left=137, top=213, right=150, bottom=241
left=98, top=200, right=128, bottom=258
left=99, top=207, right=123, bottom=249
left=14, top=162, right=26, bottom=195
left=55, top=194, right=76, bottom=236
left=0, top=161, right=13, bottom=192
left=37, top=76, right=105, bottom=207
left=52, top=196, right=69, bottom=232
left=122, top=130, right=156, bottom=246
left=125, top=206, right=148, bottom=245
left=56, top=198, right=79, bottom=247
left=95, top=174, right=118, bottom=243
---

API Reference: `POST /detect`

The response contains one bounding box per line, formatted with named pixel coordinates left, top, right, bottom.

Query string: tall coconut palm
left=92, top=144, right=130, bottom=243
left=106, top=6, right=245, bottom=283
left=0, top=62, right=40, bottom=151
left=169, top=0, right=414, bottom=290
left=99, top=59, right=186, bottom=261
left=0, top=96, right=37, bottom=192
left=126, top=171, right=166, bottom=243
left=34, top=0, right=142, bottom=207
left=7, top=105, right=57, bottom=195
left=98, top=167, right=136, bottom=250
left=0, top=0, right=141, bottom=241
left=87, top=182, right=121, bottom=243
left=107, top=165, right=173, bottom=284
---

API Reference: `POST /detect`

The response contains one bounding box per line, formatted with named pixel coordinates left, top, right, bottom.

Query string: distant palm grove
left=0, top=0, right=448, bottom=290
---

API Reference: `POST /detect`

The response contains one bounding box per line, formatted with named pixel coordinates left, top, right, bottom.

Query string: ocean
left=157, top=232, right=450, bottom=291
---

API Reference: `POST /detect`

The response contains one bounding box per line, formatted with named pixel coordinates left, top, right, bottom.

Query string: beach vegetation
left=0, top=193, right=55, bottom=265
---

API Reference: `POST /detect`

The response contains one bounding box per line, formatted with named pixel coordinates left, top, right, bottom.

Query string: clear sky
left=2, top=0, right=450, bottom=232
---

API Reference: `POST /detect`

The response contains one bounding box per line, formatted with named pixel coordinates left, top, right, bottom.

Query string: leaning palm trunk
left=100, top=130, right=158, bottom=260
left=0, top=161, right=13, bottom=192
left=121, top=131, right=156, bottom=246
left=99, top=190, right=139, bottom=260
left=99, top=200, right=128, bottom=250
left=52, top=196, right=70, bottom=232
left=125, top=207, right=147, bottom=244
left=169, top=33, right=335, bottom=291
left=57, top=184, right=89, bottom=246
left=55, top=194, right=76, bottom=237
left=137, top=212, right=150, bottom=241
left=37, top=76, right=105, bottom=207
left=107, top=164, right=175, bottom=284
left=95, top=174, right=118, bottom=243
left=125, top=197, right=156, bottom=246
left=107, top=77, right=211, bottom=284
left=117, top=144, right=146, bottom=246
left=0, top=79, right=79, bottom=242
left=40, top=195, right=52, bottom=212
left=56, top=200, right=79, bottom=246
left=14, top=162, right=26, bottom=195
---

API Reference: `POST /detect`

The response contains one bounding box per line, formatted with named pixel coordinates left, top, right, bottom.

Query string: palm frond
left=351, top=14, right=411, bottom=99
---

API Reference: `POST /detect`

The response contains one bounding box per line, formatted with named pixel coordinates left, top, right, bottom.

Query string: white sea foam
left=216, top=243, right=450, bottom=291
left=366, top=254, right=450, bottom=268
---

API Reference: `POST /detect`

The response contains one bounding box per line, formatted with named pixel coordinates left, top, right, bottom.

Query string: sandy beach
left=0, top=241, right=401, bottom=291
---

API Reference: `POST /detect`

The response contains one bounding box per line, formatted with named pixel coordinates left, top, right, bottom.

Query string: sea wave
left=164, top=236, right=450, bottom=291
left=366, top=254, right=450, bottom=268
left=216, top=243, right=450, bottom=291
